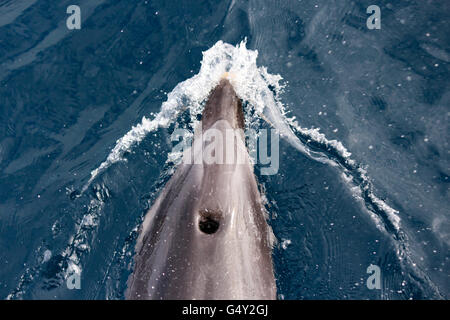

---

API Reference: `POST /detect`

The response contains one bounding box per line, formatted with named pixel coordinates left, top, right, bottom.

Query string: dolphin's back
left=126, top=80, right=276, bottom=299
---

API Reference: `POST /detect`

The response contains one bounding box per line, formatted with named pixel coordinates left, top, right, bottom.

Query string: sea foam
left=82, top=40, right=400, bottom=231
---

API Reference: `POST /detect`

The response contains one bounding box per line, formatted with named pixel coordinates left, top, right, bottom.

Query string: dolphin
left=126, top=78, right=277, bottom=299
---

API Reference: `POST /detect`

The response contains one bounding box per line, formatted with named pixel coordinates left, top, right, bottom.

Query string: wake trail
left=82, top=40, right=401, bottom=233
left=71, top=40, right=441, bottom=297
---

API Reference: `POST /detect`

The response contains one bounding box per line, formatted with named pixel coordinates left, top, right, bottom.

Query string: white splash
left=290, top=125, right=355, bottom=166
left=82, top=40, right=400, bottom=231
left=357, top=169, right=401, bottom=231
left=281, top=239, right=292, bottom=250
left=83, top=40, right=328, bottom=192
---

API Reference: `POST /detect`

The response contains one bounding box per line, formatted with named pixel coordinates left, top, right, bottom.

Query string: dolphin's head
left=201, top=78, right=244, bottom=131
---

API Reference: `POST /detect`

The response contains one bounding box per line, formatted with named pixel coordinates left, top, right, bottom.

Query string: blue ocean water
left=0, top=0, right=448, bottom=299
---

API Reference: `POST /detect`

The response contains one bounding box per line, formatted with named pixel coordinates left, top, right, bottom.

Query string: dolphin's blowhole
left=198, top=209, right=221, bottom=234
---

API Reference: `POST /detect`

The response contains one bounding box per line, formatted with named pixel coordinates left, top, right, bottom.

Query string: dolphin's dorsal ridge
left=127, top=80, right=276, bottom=300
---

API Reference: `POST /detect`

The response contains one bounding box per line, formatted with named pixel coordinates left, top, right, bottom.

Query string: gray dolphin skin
left=126, top=78, right=277, bottom=300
